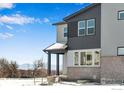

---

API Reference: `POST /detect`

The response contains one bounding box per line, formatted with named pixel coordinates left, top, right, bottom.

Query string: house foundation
left=100, top=56, right=124, bottom=84
left=66, top=56, right=124, bottom=84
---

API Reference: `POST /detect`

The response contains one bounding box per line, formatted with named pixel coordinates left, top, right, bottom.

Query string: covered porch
left=43, top=43, right=67, bottom=76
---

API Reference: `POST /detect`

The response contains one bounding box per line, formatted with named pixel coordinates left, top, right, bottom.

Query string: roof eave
left=63, top=3, right=100, bottom=21
left=52, top=21, right=67, bottom=25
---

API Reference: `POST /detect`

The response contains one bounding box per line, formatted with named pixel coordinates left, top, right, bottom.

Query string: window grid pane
left=87, top=19, right=95, bottom=35
left=74, top=52, right=79, bottom=65
left=118, top=47, right=124, bottom=55
left=64, top=27, right=67, bottom=33
left=78, top=21, right=85, bottom=29
left=87, top=28, right=94, bottom=34
left=64, top=27, right=67, bottom=37
left=94, top=51, right=100, bottom=65
left=78, top=21, right=85, bottom=36
left=119, top=11, right=124, bottom=20
left=86, top=52, right=92, bottom=65
left=64, top=33, right=67, bottom=37
left=80, top=52, right=86, bottom=65
left=87, top=19, right=95, bottom=27
left=79, top=29, right=85, bottom=36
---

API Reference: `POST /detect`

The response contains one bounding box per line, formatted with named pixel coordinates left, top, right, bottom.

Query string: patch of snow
left=0, top=78, right=47, bottom=86
left=45, top=43, right=67, bottom=50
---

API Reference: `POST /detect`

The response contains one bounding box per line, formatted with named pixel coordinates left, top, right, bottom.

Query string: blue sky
left=0, top=3, right=90, bottom=68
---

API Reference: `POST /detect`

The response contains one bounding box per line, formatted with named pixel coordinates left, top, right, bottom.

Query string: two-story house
left=44, top=3, right=124, bottom=84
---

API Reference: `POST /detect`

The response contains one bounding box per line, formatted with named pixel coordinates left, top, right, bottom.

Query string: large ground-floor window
left=73, top=49, right=100, bottom=67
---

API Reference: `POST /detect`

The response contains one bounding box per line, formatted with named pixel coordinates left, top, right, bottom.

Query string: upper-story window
left=87, top=19, right=95, bottom=35
left=64, top=27, right=67, bottom=37
left=118, top=11, right=124, bottom=20
left=117, top=47, right=124, bottom=56
left=78, top=19, right=95, bottom=37
left=78, top=21, right=85, bottom=36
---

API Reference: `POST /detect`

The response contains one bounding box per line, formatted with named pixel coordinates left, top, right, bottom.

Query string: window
left=64, top=27, right=67, bottom=37
left=78, top=21, right=85, bottom=36
left=74, top=52, right=79, bottom=65
left=78, top=19, right=95, bottom=36
left=80, top=52, right=86, bottom=65
left=118, top=11, right=124, bottom=20
left=94, top=51, right=100, bottom=65
left=118, top=47, right=124, bottom=56
left=86, top=52, right=92, bottom=65
left=74, top=50, right=100, bottom=67
left=87, top=19, right=95, bottom=35
left=80, top=51, right=93, bottom=66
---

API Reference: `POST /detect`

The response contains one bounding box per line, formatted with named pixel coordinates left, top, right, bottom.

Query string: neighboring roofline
left=52, top=21, right=67, bottom=25
left=63, top=3, right=101, bottom=21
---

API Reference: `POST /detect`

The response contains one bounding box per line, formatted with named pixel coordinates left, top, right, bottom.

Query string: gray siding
left=56, top=24, right=67, bottom=44
left=67, top=4, right=101, bottom=50
left=101, top=3, right=124, bottom=56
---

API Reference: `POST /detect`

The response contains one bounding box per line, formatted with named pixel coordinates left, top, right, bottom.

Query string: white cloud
left=0, top=14, right=50, bottom=26
left=42, top=18, right=50, bottom=23
left=0, top=14, right=40, bottom=25
left=6, top=25, right=13, bottom=30
left=0, top=32, right=14, bottom=40
left=0, top=3, right=14, bottom=9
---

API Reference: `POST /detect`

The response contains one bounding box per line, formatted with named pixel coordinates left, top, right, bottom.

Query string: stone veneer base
left=67, top=56, right=124, bottom=84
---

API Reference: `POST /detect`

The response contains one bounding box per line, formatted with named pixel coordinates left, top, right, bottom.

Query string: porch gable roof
left=43, top=43, right=67, bottom=54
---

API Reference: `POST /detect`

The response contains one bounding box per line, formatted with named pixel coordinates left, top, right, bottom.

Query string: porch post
left=56, top=54, right=59, bottom=75
left=48, top=52, right=51, bottom=76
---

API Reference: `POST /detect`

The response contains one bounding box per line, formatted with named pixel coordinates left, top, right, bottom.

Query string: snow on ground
left=53, top=82, right=83, bottom=86
left=0, top=78, right=88, bottom=86
left=0, top=78, right=79, bottom=86
left=0, top=78, right=47, bottom=86
left=0, top=78, right=123, bottom=86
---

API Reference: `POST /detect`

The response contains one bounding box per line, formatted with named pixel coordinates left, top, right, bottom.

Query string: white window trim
left=86, top=19, right=95, bottom=35
left=118, top=11, right=124, bottom=20
left=73, top=52, right=79, bottom=66
left=73, top=49, right=101, bottom=67
left=78, top=21, right=85, bottom=36
left=92, top=51, right=95, bottom=66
